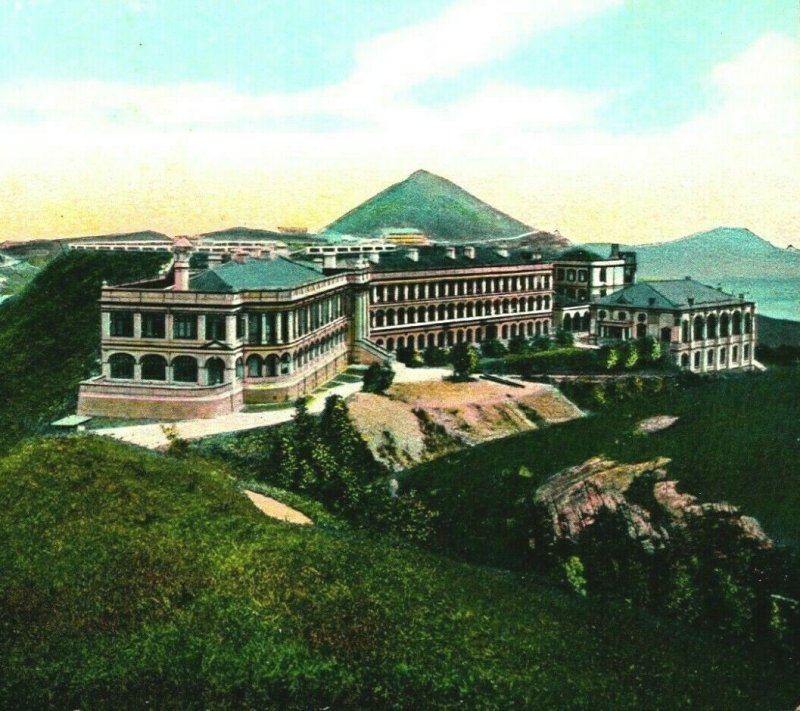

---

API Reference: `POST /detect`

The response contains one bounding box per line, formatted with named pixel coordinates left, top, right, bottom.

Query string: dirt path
left=243, top=490, right=313, bottom=526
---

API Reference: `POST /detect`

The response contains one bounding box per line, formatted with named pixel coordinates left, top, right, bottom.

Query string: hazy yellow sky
left=1, top=1, right=798, bottom=246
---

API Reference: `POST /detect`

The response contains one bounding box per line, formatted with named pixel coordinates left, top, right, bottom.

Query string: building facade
left=76, top=242, right=756, bottom=420
left=590, top=278, right=757, bottom=372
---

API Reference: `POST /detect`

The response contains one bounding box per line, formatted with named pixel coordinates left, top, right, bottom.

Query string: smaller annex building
left=589, top=278, right=757, bottom=372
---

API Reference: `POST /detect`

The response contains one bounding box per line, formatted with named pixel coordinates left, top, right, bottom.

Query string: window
left=599, top=267, right=607, bottom=283
left=141, top=312, right=165, bottom=338
left=141, top=354, right=167, bottom=381
left=566, top=269, right=576, bottom=281
left=617, top=311, right=627, bottom=321
left=110, top=311, right=134, bottom=337
left=172, top=356, right=198, bottom=383
left=173, top=313, right=197, bottom=340
left=109, top=353, right=135, bottom=379
left=707, top=349, right=714, bottom=365
left=205, top=314, right=226, bottom=342
left=247, top=355, right=263, bottom=377
left=693, top=351, right=701, bottom=369
left=557, top=268, right=565, bottom=280
left=578, top=270, right=588, bottom=283
left=744, top=344, right=750, bottom=360
left=235, top=358, right=244, bottom=380
left=206, top=358, right=225, bottom=385
left=236, top=314, right=246, bottom=340
left=598, top=310, right=607, bottom=320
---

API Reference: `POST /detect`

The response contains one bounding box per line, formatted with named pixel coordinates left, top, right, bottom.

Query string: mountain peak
left=325, top=171, right=569, bottom=253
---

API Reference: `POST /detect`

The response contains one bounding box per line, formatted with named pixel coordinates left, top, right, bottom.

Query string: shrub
left=450, top=343, right=480, bottom=380
left=507, top=335, right=529, bottom=355
left=481, top=338, right=507, bottom=358
left=554, top=328, right=575, bottom=347
left=423, top=345, right=449, bottom=367
left=362, top=361, right=395, bottom=394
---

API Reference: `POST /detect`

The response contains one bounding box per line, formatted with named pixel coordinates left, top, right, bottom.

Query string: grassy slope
left=403, top=369, right=800, bottom=564
left=326, top=170, right=535, bottom=242
left=759, top=314, right=800, bottom=348
left=0, top=251, right=168, bottom=453
left=1, top=435, right=795, bottom=710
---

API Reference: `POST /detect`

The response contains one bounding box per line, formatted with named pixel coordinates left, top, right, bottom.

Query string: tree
left=508, top=335, right=529, bottom=355
left=480, top=338, right=507, bottom=358
left=554, top=328, right=575, bottom=347
left=362, top=361, right=395, bottom=394
left=529, top=335, right=551, bottom=352
left=423, top=345, right=449, bottom=367
left=450, top=343, right=480, bottom=380
left=395, top=345, right=420, bottom=367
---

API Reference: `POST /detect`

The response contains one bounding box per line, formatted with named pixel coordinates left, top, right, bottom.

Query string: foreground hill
left=590, top=227, right=800, bottom=280
left=325, top=169, right=569, bottom=252
left=0, top=435, right=794, bottom=709
left=0, top=251, right=168, bottom=454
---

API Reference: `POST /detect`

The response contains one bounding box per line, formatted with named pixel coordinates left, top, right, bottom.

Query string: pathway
left=97, top=363, right=452, bottom=450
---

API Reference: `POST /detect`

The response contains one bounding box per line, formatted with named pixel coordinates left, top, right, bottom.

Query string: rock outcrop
left=534, top=456, right=773, bottom=555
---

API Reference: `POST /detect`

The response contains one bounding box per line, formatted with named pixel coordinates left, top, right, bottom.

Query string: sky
left=1, top=0, right=798, bottom=245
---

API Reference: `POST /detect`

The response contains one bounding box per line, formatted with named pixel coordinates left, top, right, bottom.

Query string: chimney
left=323, top=254, right=337, bottom=270
left=648, top=297, right=656, bottom=306
left=739, top=293, right=745, bottom=300
left=687, top=297, right=694, bottom=306
left=446, top=246, right=456, bottom=259
left=172, top=237, right=193, bottom=291
left=496, top=248, right=509, bottom=258
left=407, top=248, right=419, bottom=262
left=610, top=243, right=620, bottom=258
left=464, top=246, right=476, bottom=259
left=369, top=252, right=381, bottom=264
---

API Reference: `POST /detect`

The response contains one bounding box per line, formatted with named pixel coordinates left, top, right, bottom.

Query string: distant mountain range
left=588, top=227, right=800, bottom=280
left=324, top=169, right=569, bottom=253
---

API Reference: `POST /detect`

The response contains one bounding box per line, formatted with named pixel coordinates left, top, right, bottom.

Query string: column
left=165, top=313, right=174, bottom=341
left=276, top=311, right=284, bottom=343
left=261, top=313, right=268, bottom=344
left=225, top=314, right=237, bottom=346
left=287, top=311, right=295, bottom=342
left=133, top=361, right=142, bottom=381
left=197, top=314, right=206, bottom=342
left=133, top=312, right=142, bottom=339
left=101, top=311, right=111, bottom=338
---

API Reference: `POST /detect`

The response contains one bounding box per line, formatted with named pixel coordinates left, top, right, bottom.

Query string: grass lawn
left=1, top=434, right=796, bottom=709
left=402, top=368, right=800, bottom=566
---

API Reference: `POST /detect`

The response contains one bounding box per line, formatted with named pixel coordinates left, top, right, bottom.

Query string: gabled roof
left=370, top=245, right=538, bottom=272
left=189, top=256, right=327, bottom=293
left=594, top=279, right=751, bottom=309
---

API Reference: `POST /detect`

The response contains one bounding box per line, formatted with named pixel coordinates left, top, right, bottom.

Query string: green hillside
left=403, top=369, right=800, bottom=561
left=326, top=170, right=567, bottom=251
left=0, top=251, right=168, bottom=454
left=0, top=434, right=794, bottom=709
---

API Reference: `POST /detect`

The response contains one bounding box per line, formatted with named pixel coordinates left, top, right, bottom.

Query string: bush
left=481, top=338, right=507, bottom=358
left=507, top=335, right=529, bottom=355
left=554, top=328, right=575, bottom=347
left=450, top=343, right=480, bottom=380
left=504, top=348, right=598, bottom=376
left=395, top=345, right=422, bottom=367
left=362, top=361, right=395, bottom=394
left=423, top=345, right=449, bottom=367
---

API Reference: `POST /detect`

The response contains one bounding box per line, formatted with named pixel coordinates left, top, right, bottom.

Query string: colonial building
left=76, top=240, right=756, bottom=420
left=590, top=278, right=757, bottom=372
left=553, top=245, right=636, bottom=336
left=77, top=243, right=554, bottom=419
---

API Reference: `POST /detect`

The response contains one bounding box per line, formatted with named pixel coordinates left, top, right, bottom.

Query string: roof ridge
left=641, top=281, right=679, bottom=308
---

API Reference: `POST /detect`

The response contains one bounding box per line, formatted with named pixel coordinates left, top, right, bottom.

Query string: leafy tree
left=423, top=345, right=449, bottom=367
left=507, top=335, right=529, bottom=355
left=529, top=335, right=551, bottom=352
left=395, top=345, right=420, bottom=367
left=554, top=328, right=575, bottom=347
left=450, top=343, right=480, bottom=380
left=480, top=338, right=507, bottom=358
left=623, top=341, right=639, bottom=369
left=362, top=361, right=395, bottom=394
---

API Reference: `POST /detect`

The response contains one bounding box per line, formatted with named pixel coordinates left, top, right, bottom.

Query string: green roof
left=371, top=245, right=538, bottom=272
left=189, top=256, right=326, bottom=293
left=595, top=279, right=751, bottom=309
left=556, top=247, right=606, bottom=262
